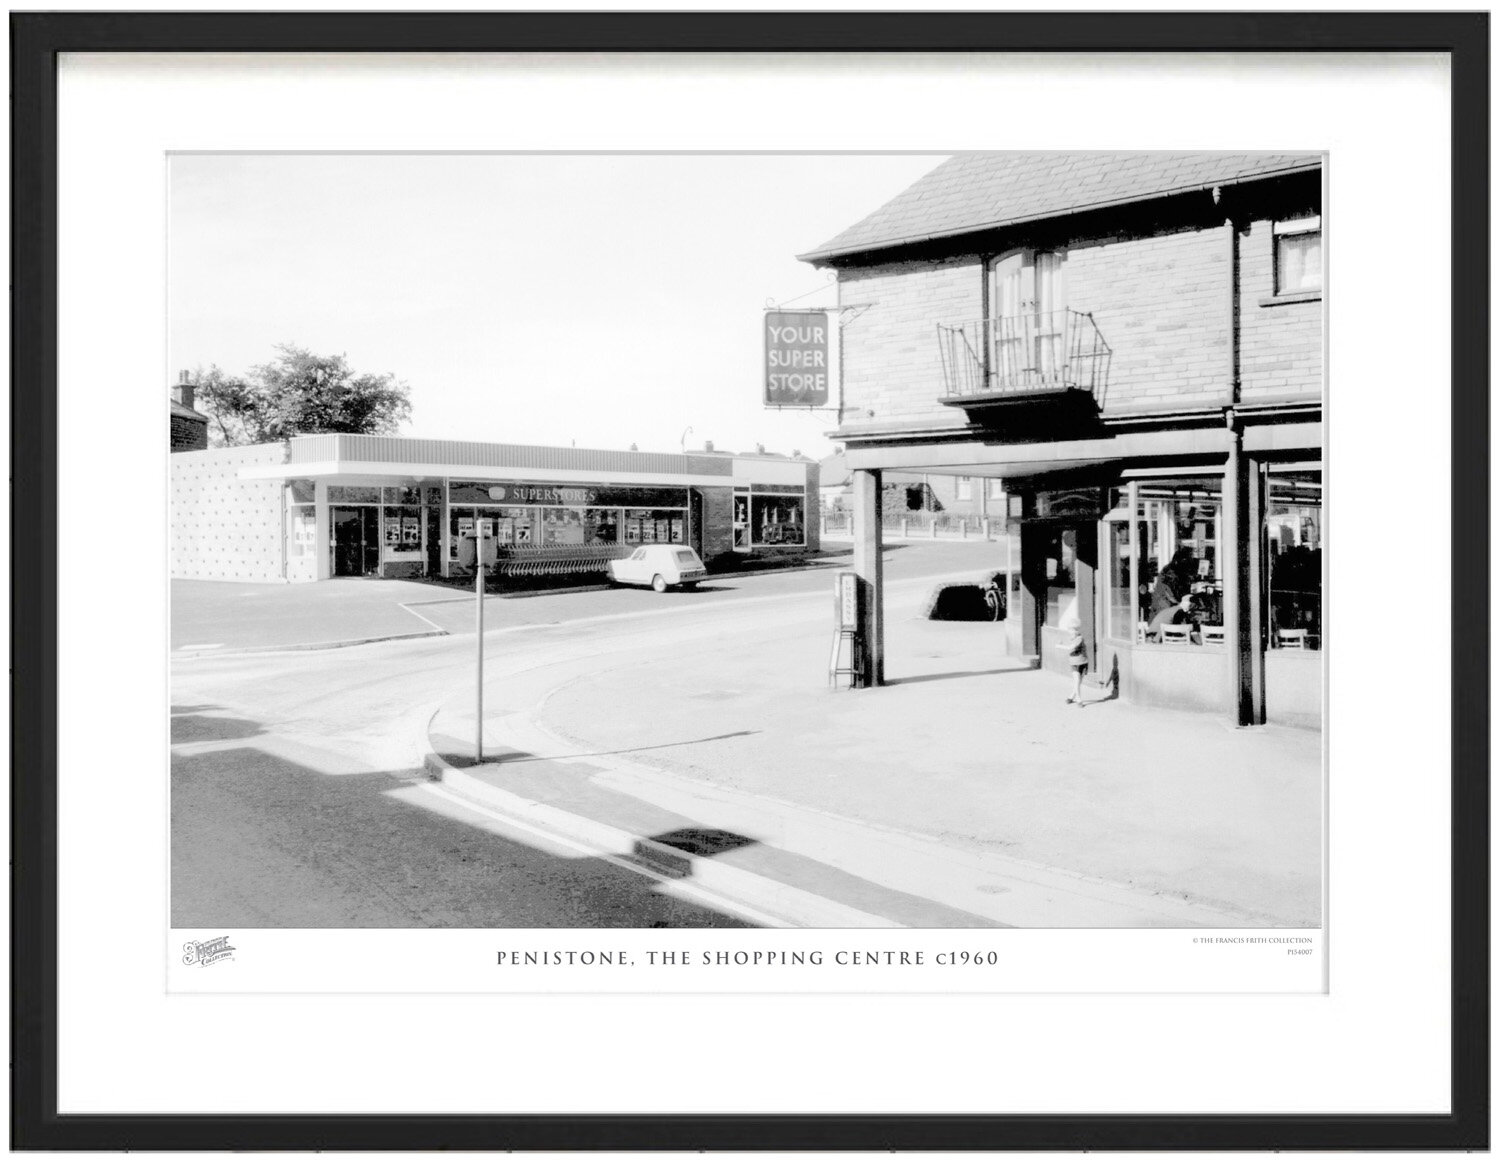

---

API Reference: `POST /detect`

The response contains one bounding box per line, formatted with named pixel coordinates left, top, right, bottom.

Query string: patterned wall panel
left=170, top=444, right=288, bottom=582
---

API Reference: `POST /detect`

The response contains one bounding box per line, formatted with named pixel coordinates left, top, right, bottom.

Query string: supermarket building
left=170, top=434, right=817, bottom=584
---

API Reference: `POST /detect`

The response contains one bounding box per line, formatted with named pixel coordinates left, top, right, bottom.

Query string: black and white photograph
left=168, top=150, right=1326, bottom=935
left=18, top=18, right=1484, bottom=1149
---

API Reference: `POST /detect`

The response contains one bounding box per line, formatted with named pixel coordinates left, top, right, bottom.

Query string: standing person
left=1058, top=595, right=1089, bottom=705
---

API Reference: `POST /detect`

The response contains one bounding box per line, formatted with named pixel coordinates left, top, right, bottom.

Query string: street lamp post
left=679, top=426, right=694, bottom=454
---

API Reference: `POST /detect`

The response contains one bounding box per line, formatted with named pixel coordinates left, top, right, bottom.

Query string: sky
left=168, top=153, right=944, bottom=461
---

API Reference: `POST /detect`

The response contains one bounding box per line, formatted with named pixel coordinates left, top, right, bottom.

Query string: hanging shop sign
left=764, top=309, right=830, bottom=407
left=1033, top=488, right=1102, bottom=518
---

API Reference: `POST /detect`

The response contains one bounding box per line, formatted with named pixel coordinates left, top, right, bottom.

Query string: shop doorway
left=331, top=506, right=380, bottom=577
left=425, top=505, right=442, bottom=577
left=1021, top=520, right=1097, bottom=672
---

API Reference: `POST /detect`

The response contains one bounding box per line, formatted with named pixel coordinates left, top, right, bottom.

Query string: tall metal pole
left=475, top=541, right=484, bottom=763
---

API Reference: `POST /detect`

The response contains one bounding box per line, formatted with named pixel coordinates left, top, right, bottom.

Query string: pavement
left=420, top=584, right=1321, bottom=930
left=172, top=544, right=1322, bottom=929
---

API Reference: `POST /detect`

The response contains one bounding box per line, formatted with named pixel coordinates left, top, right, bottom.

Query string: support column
left=1223, top=419, right=1254, bottom=725
left=1246, top=456, right=1267, bottom=724
left=851, top=468, right=885, bottom=687
left=1127, top=480, right=1141, bottom=643
left=1019, top=523, right=1043, bottom=662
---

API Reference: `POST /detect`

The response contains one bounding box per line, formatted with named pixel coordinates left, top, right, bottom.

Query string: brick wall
left=838, top=257, right=983, bottom=428
left=1068, top=224, right=1230, bottom=411
left=1238, top=218, right=1323, bottom=400
left=834, top=218, right=1318, bottom=424
left=699, top=486, right=735, bottom=563
left=171, top=415, right=208, bottom=452
left=170, top=444, right=287, bottom=582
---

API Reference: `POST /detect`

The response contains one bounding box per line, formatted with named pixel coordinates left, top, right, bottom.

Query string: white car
left=607, top=545, right=707, bottom=592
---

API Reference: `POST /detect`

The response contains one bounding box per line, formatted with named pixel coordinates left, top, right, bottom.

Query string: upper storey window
left=1274, top=216, right=1322, bottom=295
left=989, top=250, right=1067, bottom=385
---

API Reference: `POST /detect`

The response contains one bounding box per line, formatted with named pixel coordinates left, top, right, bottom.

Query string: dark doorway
left=1021, top=519, right=1098, bottom=670
left=332, top=506, right=380, bottom=577
left=425, top=504, right=442, bottom=577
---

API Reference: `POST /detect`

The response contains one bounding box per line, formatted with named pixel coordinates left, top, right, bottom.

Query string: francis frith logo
left=182, top=936, right=236, bottom=967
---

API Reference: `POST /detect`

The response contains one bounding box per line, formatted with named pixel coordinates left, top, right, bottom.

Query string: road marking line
left=398, top=602, right=449, bottom=633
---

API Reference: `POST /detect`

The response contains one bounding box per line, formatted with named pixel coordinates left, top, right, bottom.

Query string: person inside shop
left=1147, top=592, right=1202, bottom=644
left=1147, top=547, right=1197, bottom=620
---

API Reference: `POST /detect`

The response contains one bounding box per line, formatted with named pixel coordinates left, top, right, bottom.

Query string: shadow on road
left=171, top=712, right=265, bottom=744
left=171, top=717, right=756, bottom=929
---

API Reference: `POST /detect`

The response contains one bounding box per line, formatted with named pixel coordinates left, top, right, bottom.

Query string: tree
left=195, top=344, right=413, bottom=447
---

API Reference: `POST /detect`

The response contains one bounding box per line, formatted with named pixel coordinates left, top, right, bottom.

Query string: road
left=172, top=543, right=1003, bottom=928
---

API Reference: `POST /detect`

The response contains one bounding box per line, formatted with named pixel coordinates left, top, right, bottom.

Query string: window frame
left=987, top=247, right=1068, bottom=386
left=1270, top=214, right=1323, bottom=301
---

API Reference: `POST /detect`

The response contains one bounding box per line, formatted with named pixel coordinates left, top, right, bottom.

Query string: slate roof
left=799, top=151, right=1323, bottom=263
left=171, top=397, right=209, bottom=421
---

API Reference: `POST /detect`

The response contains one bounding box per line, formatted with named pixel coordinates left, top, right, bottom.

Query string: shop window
left=448, top=508, right=474, bottom=561
left=382, top=505, right=423, bottom=557
left=288, top=505, right=316, bottom=557
left=384, top=485, right=423, bottom=506
left=1102, top=479, right=1225, bottom=645
left=1105, top=518, right=1133, bottom=640
left=750, top=495, right=804, bottom=547
left=956, top=476, right=974, bottom=501
left=1141, top=482, right=1222, bottom=642
left=287, top=479, right=315, bottom=504
left=583, top=509, right=619, bottom=545
left=732, top=493, right=750, bottom=550
left=1274, top=217, right=1322, bottom=295
left=329, top=485, right=380, bottom=504
left=624, top=509, right=686, bottom=545
left=1267, top=472, right=1322, bottom=650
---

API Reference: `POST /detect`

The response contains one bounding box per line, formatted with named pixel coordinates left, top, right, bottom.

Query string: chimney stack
left=704, top=440, right=714, bottom=452
left=172, top=369, right=196, bottom=411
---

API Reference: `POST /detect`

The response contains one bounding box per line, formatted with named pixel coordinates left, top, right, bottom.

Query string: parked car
left=607, top=545, right=707, bottom=592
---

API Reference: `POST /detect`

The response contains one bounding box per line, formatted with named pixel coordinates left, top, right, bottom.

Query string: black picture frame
left=11, top=11, right=1488, bottom=1152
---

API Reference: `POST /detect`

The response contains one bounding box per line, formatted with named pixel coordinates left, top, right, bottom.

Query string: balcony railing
left=937, top=310, right=1111, bottom=403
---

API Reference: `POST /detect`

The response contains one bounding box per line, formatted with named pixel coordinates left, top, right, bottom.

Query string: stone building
left=800, top=152, right=1322, bottom=726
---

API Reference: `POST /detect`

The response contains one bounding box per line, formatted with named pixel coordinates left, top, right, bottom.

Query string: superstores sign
left=448, top=481, right=689, bottom=508
left=764, top=309, right=829, bottom=407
